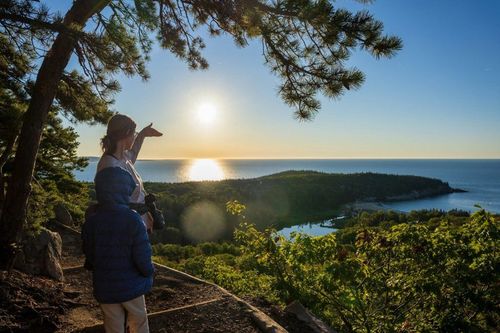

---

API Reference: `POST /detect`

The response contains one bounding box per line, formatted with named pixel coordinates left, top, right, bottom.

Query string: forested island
left=97, top=170, right=462, bottom=244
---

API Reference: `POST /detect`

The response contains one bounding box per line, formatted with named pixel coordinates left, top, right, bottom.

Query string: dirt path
left=50, top=222, right=288, bottom=333
left=59, top=265, right=266, bottom=333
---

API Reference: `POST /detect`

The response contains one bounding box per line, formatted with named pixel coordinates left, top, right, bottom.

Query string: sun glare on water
left=188, top=159, right=225, bottom=181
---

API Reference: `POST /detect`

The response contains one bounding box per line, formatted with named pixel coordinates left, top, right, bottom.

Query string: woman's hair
left=100, top=114, right=137, bottom=153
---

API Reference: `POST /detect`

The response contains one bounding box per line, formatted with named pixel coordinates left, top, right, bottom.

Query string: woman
left=97, top=114, right=163, bottom=232
left=83, top=166, right=154, bottom=333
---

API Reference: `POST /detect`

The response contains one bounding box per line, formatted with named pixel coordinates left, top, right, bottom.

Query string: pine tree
left=0, top=35, right=103, bottom=236
left=0, top=0, right=402, bottom=268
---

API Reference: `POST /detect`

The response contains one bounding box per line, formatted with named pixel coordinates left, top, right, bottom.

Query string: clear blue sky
left=56, top=0, right=500, bottom=159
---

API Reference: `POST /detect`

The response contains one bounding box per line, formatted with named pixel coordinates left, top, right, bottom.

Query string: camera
left=129, top=193, right=165, bottom=230
left=144, top=193, right=165, bottom=230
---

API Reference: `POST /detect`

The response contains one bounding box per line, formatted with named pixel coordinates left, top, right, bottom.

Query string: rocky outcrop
left=14, top=227, right=64, bottom=281
left=285, top=301, right=337, bottom=333
left=54, top=203, right=74, bottom=226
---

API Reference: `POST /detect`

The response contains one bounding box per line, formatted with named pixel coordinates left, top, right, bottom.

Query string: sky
left=56, top=0, right=500, bottom=159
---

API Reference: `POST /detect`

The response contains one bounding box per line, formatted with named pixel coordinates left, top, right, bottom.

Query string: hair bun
left=101, top=114, right=136, bottom=153
left=100, top=135, right=111, bottom=150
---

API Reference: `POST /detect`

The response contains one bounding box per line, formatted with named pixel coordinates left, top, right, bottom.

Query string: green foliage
left=340, top=209, right=470, bottom=230
left=0, top=19, right=98, bottom=230
left=56, top=71, right=114, bottom=124
left=234, top=210, right=499, bottom=332
left=197, top=255, right=278, bottom=301
left=226, top=199, right=247, bottom=217
left=21, top=111, right=91, bottom=228
left=152, top=241, right=241, bottom=262
left=0, top=3, right=114, bottom=125
left=150, top=226, right=183, bottom=244
left=0, top=15, right=101, bottom=230
left=25, top=179, right=58, bottom=234
left=152, top=240, right=279, bottom=301
left=0, top=34, right=32, bottom=158
left=153, top=209, right=498, bottom=331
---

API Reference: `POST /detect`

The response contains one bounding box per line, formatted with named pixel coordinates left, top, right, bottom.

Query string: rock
left=285, top=300, right=337, bottom=333
left=55, top=203, right=74, bottom=226
left=14, top=227, right=64, bottom=281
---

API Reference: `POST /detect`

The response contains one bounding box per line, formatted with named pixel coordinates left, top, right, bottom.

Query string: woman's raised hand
left=140, top=123, right=163, bottom=137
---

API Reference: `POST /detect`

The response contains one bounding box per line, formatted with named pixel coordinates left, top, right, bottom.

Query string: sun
left=197, top=102, right=217, bottom=124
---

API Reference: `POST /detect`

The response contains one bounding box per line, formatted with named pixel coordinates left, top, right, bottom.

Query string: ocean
left=75, top=158, right=500, bottom=214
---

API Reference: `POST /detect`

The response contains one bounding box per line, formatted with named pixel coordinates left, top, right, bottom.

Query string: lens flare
left=181, top=201, right=226, bottom=242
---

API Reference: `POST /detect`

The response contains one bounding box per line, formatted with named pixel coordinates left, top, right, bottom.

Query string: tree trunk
left=0, top=0, right=109, bottom=269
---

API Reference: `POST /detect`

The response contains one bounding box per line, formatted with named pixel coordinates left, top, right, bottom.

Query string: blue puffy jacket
left=82, top=167, right=154, bottom=304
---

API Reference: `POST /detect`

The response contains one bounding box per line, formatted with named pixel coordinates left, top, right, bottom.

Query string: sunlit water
left=76, top=158, right=500, bottom=237
left=279, top=218, right=340, bottom=239
left=186, top=159, right=225, bottom=181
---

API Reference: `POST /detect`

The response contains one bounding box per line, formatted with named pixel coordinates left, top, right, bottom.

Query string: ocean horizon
left=74, top=158, right=500, bottom=214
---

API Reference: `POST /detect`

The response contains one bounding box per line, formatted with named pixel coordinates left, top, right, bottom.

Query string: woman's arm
left=129, top=132, right=145, bottom=164
left=128, top=123, right=163, bottom=164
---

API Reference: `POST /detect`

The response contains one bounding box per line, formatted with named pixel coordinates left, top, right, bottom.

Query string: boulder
left=54, top=203, right=74, bottom=226
left=14, top=227, right=64, bottom=281
left=285, top=300, right=337, bottom=333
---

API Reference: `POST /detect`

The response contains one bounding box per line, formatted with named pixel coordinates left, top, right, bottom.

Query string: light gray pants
left=100, top=295, right=149, bottom=333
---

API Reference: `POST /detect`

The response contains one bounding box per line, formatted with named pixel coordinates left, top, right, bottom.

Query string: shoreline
left=342, top=201, right=400, bottom=214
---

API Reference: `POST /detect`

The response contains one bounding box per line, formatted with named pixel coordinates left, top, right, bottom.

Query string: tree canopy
left=0, top=39, right=91, bottom=230
left=1, top=0, right=402, bottom=119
